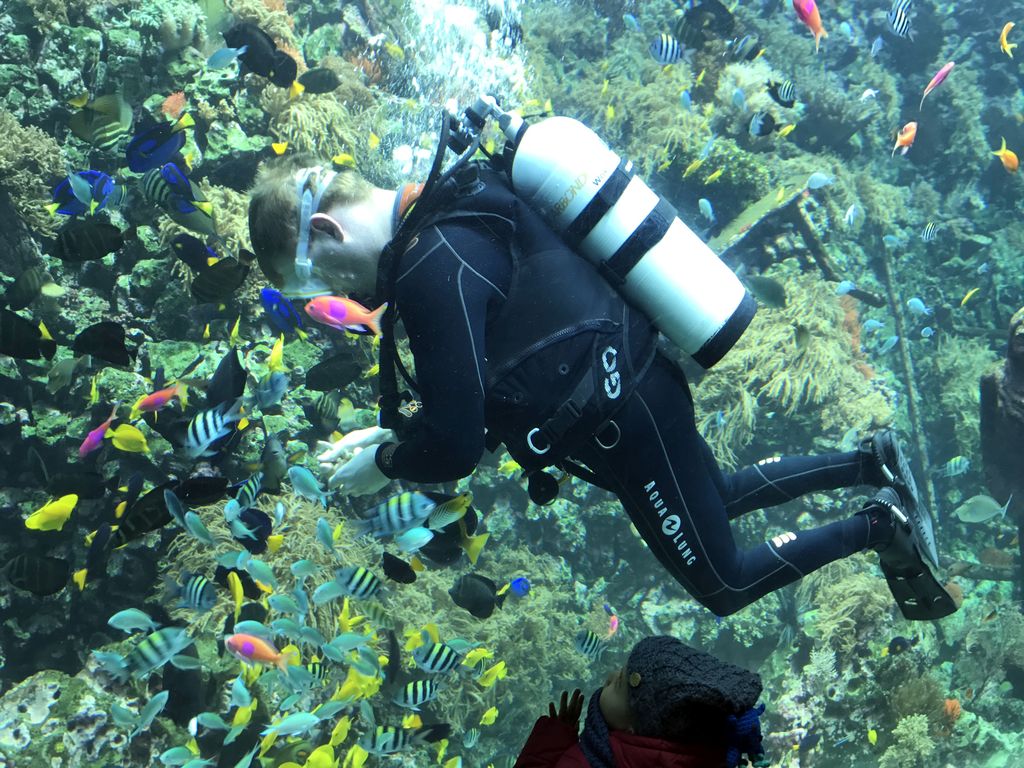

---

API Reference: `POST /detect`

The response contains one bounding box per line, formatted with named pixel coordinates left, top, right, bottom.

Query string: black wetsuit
left=374, top=191, right=885, bottom=617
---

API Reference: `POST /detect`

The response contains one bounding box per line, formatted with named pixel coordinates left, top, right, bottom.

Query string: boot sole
left=875, top=432, right=940, bottom=569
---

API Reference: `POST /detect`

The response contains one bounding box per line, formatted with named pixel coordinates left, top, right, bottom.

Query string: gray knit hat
left=626, top=636, right=763, bottom=740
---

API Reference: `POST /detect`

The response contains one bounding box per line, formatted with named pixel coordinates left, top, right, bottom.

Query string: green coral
left=879, top=714, right=937, bottom=768
left=797, top=560, right=891, bottom=655
left=0, top=110, right=67, bottom=237
left=693, top=267, right=894, bottom=468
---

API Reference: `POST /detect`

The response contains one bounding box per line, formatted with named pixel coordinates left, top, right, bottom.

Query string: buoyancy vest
left=378, top=162, right=658, bottom=473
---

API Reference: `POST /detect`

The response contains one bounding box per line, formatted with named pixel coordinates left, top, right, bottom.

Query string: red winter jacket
left=515, top=716, right=729, bottom=768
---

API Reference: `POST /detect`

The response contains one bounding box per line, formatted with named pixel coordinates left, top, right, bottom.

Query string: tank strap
left=602, top=197, right=677, bottom=286
left=564, top=158, right=632, bottom=248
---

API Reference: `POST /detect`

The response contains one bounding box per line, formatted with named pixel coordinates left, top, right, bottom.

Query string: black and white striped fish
left=234, top=472, right=263, bottom=511
left=392, top=678, right=440, bottom=710
left=766, top=80, right=797, bottom=108
left=887, top=0, right=914, bottom=40
left=334, top=565, right=383, bottom=599
left=306, top=656, right=329, bottom=683
left=574, top=629, right=607, bottom=661
left=650, top=33, right=683, bottom=65
left=412, top=640, right=463, bottom=674
left=920, top=221, right=939, bottom=242
left=354, top=491, right=435, bottom=537
left=124, top=627, right=195, bottom=679
left=166, top=571, right=217, bottom=611
left=184, top=398, right=244, bottom=458
left=358, top=724, right=450, bottom=755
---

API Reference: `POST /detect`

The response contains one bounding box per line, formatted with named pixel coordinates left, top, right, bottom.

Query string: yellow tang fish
left=443, top=759, right=462, bottom=768
left=868, top=728, right=878, bottom=745
left=266, top=534, right=284, bottom=554
left=682, top=158, right=704, bottom=178
left=25, top=494, right=79, bottom=532
left=478, top=660, right=507, bottom=688
left=368, top=132, right=380, bottom=150
left=88, top=374, right=99, bottom=406
left=402, top=713, right=423, bottom=729
left=384, top=41, right=405, bottom=59
left=704, top=168, right=724, bottom=184
left=289, top=80, right=305, bottom=100
left=601, top=79, right=609, bottom=95
left=960, top=287, right=980, bottom=307
left=480, top=706, right=499, bottom=725
left=202, top=323, right=211, bottom=341
left=272, top=141, right=288, bottom=155
left=342, top=744, right=369, bottom=768
left=775, top=186, right=787, bottom=202
left=227, top=570, right=244, bottom=621
left=605, top=104, right=615, bottom=122
left=330, top=715, right=351, bottom=747
left=229, top=315, right=243, bottom=347
left=695, top=68, right=706, bottom=86
left=268, top=334, right=286, bottom=373
left=332, top=152, right=356, bottom=168
left=778, top=124, right=796, bottom=137
left=106, top=423, right=149, bottom=453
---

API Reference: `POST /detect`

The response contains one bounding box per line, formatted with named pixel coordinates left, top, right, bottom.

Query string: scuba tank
left=454, top=95, right=756, bottom=369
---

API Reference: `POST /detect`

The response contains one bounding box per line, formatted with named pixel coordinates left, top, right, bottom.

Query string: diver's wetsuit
left=376, top=213, right=881, bottom=617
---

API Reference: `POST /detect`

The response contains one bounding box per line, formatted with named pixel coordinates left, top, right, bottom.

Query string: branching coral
left=693, top=267, right=894, bottom=468
left=260, top=89, right=361, bottom=158
left=796, top=560, right=891, bottom=655
left=0, top=110, right=67, bottom=237
left=879, top=714, right=937, bottom=768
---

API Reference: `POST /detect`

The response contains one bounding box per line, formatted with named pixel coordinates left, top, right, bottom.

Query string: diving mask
left=280, top=165, right=338, bottom=298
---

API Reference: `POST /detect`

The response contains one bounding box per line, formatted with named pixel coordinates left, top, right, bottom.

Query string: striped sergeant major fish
left=649, top=32, right=683, bottom=65
left=392, top=678, right=440, bottom=710
left=184, top=398, right=244, bottom=459
left=334, top=565, right=383, bottom=599
left=165, top=571, right=217, bottom=612
left=412, top=640, right=463, bottom=674
left=574, top=629, right=607, bottom=661
left=234, top=471, right=263, bottom=511
left=358, top=723, right=452, bottom=755
left=94, top=626, right=195, bottom=682
left=354, top=491, right=436, bottom=537
left=887, top=0, right=914, bottom=40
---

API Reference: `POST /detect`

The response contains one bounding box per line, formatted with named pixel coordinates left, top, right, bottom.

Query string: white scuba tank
left=498, top=114, right=756, bottom=369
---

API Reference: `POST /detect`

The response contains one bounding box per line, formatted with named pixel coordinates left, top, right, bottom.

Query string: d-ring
left=595, top=420, right=620, bottom=450
left=526, top=428, right=550, bottom=455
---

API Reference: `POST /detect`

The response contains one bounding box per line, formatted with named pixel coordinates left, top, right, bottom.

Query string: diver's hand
left=315, top=426, right=394, bottom=464
left=548, top=689, right=584, bottom=730
left=324, top=445, right=391, bottom=496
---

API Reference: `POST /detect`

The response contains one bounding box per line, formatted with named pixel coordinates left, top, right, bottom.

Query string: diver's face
left=599, top=666, right=634, bottom=731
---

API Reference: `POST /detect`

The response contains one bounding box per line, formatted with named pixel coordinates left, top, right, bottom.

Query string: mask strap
left=293, top=167, right=338, bottom=280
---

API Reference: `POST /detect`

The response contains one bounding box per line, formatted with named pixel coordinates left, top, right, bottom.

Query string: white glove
left=321, top=445, right=391, bottom=496
left=315, top=426, right=394, bottom=465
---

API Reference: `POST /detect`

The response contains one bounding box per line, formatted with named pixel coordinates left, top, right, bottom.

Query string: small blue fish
left=396, top=526, right=434, bottom=553
left=699, top=135, right=716, bottom=159
left=623, top=13, right=641, bottom=32
left=920, top=326, right=934, bottom=338
left=838, top=21, right=855, bottom=41
left=184, top=510, right=216, bottom=546
left=835, top=280, right=856, bottom=295
left=731, top=87, right=747, bottom=111
left=108, top=608, right=159, bottom=634
left=698, top=198, right=715, bottom=222
left=807, top=172, right=834, bottom=189
left=976, top=262, right=990, bottom=275
left=260, top=287, right=307, bottom=338
left=870, top=35, right=884, bottom=57
left=882, top=234, right=902, bottom=248
left=291, top=559, right=319, bottom=580
left=127, top=117, right=193, bottom=174
left=936, top=455, right=970, bottom=477
left=906, top=297, right=932, bottom=316
left=268, top=594, right=303, bottom=615
left=206, top=45, right=248, bottom=69
left=862, top=319, right=885, bottom=333
left=316, top=517, right=335, bottom=553
left=714, top=410, right=727, bottom=428
left=509, top=576, right=531, bottom=597
left=48, top=171, right=125, bottom=216
left=288, top=466, right=327, bottom=507
left=878, top=335, right=900, bottom=354
left=680, top=90, right=692, bottom=111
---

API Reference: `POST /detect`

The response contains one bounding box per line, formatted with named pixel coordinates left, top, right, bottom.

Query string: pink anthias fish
left=920, top=61, right=955, bottom=110
left=78, top=403, right=118, bottom=458
left=304, top=296, right=388, bottom=337
left=792, top=0, right=828, bottom=53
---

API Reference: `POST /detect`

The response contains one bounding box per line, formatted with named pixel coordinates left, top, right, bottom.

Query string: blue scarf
left=578, top=688, right=617, bottom=768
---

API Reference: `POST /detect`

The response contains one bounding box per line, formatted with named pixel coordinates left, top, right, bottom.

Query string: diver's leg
left=575, top=357, right=883, bottom=616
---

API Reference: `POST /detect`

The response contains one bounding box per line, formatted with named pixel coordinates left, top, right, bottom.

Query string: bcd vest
left=380, top=164, right=658, bottom=473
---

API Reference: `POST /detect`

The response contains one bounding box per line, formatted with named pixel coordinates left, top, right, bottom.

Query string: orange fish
left=304, top=296, right=388, bottom=336
left=992, top=137, right=1019, bottom=173
left=792, top=0, right=827, bottom=52
left=891, top=121, right=917, bottom=157
left=226, top=633, right=289, bottom=672
left=130, top=382, right=187, bottom=418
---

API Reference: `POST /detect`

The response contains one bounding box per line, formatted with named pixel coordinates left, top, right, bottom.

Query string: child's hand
left=548, top=689, right=585, bottom=730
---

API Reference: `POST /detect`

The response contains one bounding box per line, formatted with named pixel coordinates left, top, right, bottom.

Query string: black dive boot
left=860, top=430, right=939, bottom=568
left=862, top=487, right=958, bottom=621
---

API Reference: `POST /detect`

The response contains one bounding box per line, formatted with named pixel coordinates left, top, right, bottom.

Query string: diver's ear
left=310, top=212, right=344, bottom=242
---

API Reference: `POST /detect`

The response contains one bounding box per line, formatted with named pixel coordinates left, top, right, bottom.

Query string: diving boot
left=863, top=487, right=958, bottom=621
left=860, top=430, right=939, bottom=569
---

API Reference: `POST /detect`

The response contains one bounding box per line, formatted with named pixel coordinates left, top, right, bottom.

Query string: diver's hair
left=247, top=153, right=374, bottom=286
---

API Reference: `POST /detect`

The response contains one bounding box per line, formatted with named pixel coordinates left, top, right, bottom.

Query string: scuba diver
left=247, top=96, right=956, bottom=621
left=515, top=635, right=766, bottom=768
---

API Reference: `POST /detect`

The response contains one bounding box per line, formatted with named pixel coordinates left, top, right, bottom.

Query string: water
left=0, top=0, right=1022, bottom=765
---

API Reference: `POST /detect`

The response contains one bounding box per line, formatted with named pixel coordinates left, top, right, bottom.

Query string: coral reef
left=0, top=110, right=66, bottom=237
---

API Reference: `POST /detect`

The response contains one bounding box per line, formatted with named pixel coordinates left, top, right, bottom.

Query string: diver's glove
left=315, top=426, right=394, bottom=464
left=322, top=444, right=391, bottom=496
